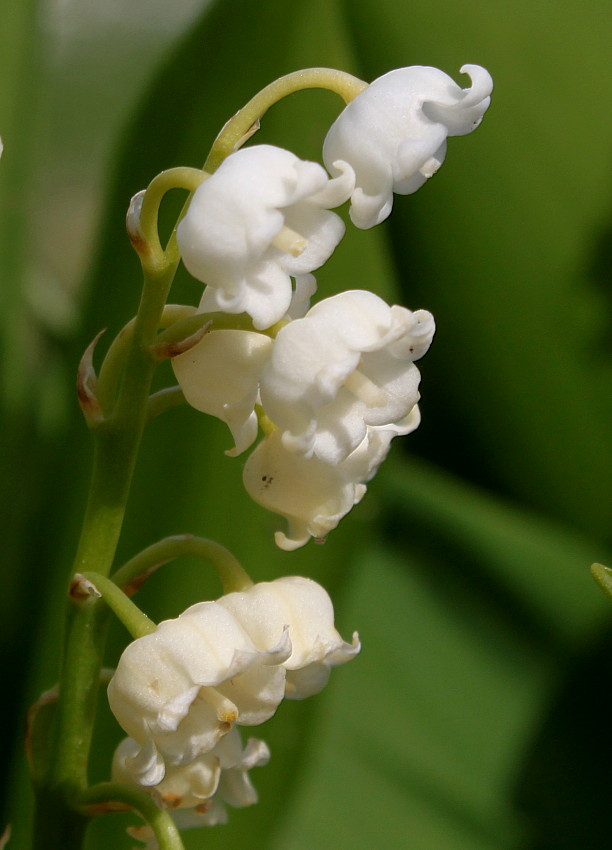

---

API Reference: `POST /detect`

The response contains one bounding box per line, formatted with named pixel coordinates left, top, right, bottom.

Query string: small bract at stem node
left=77, top=330, right=106, bottom=426
left=150, top=320, right=212, bottom=361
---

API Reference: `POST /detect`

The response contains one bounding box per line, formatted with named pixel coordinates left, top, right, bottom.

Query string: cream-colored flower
left=114, top=729, right=269, bottom=847
left=177, top=144, right=352, bottom=330
left=113, top=735, right=221, bottom=805
left=219, top=576, right=360, bottom=698
left=243, top=424, right=415, bottom=550
left=323, top=64, right=493, bottom=228
left=107, top=602, right=289, bottom=784
left=260, top=290, right=434, bottom=463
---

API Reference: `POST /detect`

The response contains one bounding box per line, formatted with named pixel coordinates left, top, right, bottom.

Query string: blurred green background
left=1, top=0, right=611, bottom=847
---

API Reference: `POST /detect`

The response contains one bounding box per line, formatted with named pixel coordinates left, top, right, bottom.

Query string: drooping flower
left=218, top=576, right=360, bottom=698
left=107, top=602, right=290, bottom=784
left=323, top=64, right=493, bottom=228
left=243, top=423, right=417, bottom=550
left=260, top=290, right=434, bottom=464
left=113, top=729, right=269, bottom=846
left=113, top=728, right=269, bottom=813
left=113, top=736, right=221, bottom=805
left=172, top=328, right=273, bottom=456
left=177, top=144, right=353, bottom=330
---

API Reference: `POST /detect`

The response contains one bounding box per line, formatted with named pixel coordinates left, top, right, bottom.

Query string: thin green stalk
left=112, top=534, right=253, bottom=595
left=146, top=386, right=187, bottom=422
left=80, top=783, right=185, bottom=850
left=204, top=67, right=367, bottom=172
left=137, top=167, right=209, bottom=266
left=79, top=572, right=157, bottom=638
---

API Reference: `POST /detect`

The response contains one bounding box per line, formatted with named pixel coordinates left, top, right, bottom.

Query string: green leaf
left=379, top=455, right=609, bottom=650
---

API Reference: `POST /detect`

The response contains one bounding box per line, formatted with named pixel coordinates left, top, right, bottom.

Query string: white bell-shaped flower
left=260, top=290, right=434, bottom=464
left=323, top=64, right=493, bottom=228
left=177, top=144, right=353, bottom=330
left=115, top=730, right=269, bottom=846
left=243, top=423, right=415, bottom=550
left=172, top=328, right=273, bottom=456
left=218, top=576, right=360, bottom=698
left=107, top=602, right=290, bottom=784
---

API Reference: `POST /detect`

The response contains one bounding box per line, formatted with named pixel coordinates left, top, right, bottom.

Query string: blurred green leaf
left=270, top=545, right=542, bottom=850
left=379, top=455, right=609, bottom=649
left=0, top=0, right=41, bottom=409
left=340, top=0, right=612, bottom=539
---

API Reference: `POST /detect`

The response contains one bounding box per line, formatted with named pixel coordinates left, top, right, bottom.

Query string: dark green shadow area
left=514, top=626, right=612, bottom=850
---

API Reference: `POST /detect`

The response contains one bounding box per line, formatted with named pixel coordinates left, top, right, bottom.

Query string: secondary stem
left=204, top=67, right=367, bottom=172
left=80, top=783, right=185, bottom=850
left=112, top=534, right=254, bottom=595
left=78, top=572, right=157, bottom=638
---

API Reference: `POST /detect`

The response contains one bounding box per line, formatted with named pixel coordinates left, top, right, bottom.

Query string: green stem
left=32, top=787, right=90, bottom=850
left=33, top=598, right=111, bottom=834
left=204, top=67, right=368, bottom=172
left=79, top=572, right=157, bottom=638
left=137, top=167, right=210, bottom=267
left=112, top=534, right=254, bottom=595
left=146, top=386, right=187, bottom=422
left=34, top=263, right=179, bottom=848
left=79, top=782, right=185, bottom=850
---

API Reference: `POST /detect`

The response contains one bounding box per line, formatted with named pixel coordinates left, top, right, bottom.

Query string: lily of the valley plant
left=26, top=64, right=492, bottom=849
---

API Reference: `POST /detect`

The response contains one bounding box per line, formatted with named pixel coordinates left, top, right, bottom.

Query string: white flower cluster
left=108, top=577, right=358, bottom=838
left=172, top=64, right=491, bottom=549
